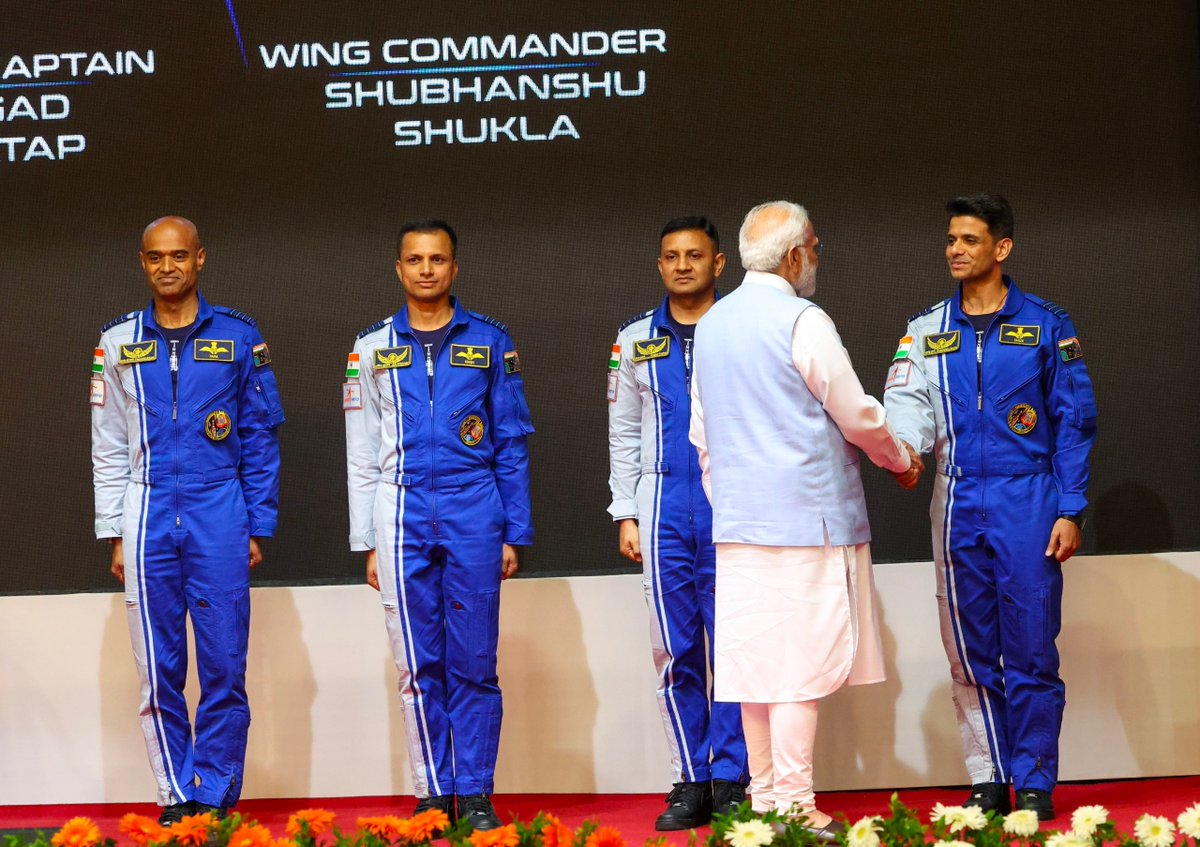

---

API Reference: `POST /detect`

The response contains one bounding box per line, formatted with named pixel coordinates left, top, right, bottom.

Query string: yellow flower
left=119, top=814, right=167, bottom=846
left=52, top=818, right=102, bottom=847
left=1178, top=804, right=1200, bottom=840
left=1134, top=814, right=1175, bottom=847
left=1002, top=810, right=1040, bottom=837
left=1070, top=805, right=1109, bottom=837
left=286, top=810, right=337, bottom=839
left=725, top=819, right=775, bottom=847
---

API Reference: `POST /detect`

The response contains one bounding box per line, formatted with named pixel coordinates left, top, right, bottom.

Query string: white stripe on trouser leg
left=382, top=604, right=432, bottom=797
left=742, top=702, right=774, bottom=813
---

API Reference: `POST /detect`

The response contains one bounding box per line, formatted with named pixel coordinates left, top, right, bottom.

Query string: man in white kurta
left=689, top=201, right=921, bottom=835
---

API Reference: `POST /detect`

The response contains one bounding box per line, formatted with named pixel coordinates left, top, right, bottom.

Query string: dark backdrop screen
left=2, top=2, right=1198, bottom=593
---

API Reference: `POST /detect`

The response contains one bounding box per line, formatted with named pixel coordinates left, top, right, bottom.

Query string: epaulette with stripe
left=908, top=298, right=949, bottom=323
left=214, top=305, right=257, bottom=326
left=1030, top=297, right=1070, bottom=319
left=618, top=308, right=655, bottom=332
left=100, top=312, right=137, bottom=333
left=469, top=310, right=510, bottom=334
left=357, top=318, right=389, bottom=339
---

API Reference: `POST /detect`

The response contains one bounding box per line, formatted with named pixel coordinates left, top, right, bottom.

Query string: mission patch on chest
left=922, top=331, right=960, bottom=357
left=632, top=337, right=670, bottom=362
left=999, top=324, right=1040, bottom=346
left=451, top=344, right=490, bottom=368
left=374, top=346, right=413, bottom=369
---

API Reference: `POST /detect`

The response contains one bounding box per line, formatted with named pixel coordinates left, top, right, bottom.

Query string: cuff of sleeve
left=606, top=499, right=637, bottom=521
left=505, top=529, right=534, bottom=546
left=350, top=529, right=377, bottom=551
left=249, top=518, right=277, bottom=537
left=1057, top=494, right=1088, bottom=516
left=95, top=521, right=122, bottom=539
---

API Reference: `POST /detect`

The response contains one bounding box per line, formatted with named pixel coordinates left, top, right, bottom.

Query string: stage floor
left=3, top=777, right=1198, bottom=844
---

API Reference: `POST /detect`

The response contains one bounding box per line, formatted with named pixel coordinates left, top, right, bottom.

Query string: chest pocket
left=923, top=357, right=967, bottom=406
left=634, top=363, right=676, bottom=409
left=992, top=364, right=1043, bottom=410
left=119, top=369, right=161, bottom=416
left=189, top=370, right=239, bottom=418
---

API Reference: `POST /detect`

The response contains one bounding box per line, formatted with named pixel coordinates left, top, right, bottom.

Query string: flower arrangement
left=3, top=797, right=1199, bottom=847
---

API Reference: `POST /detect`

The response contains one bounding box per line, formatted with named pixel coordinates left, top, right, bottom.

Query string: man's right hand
left=618, top=519, right=642, bottom=563
left=110, top=538, right=125, bottom=584
left=892, top=442, right=925, bottom=490
left=365, top=549, right=380, bottom=591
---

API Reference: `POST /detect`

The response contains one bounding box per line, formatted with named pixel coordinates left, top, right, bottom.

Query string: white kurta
left=690, top=271, right=908, bottom=703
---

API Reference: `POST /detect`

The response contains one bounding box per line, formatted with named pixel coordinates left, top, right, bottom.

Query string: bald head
left=738, top=201, right=811, bottom=273
left=143, top=216, right=200, bottom=252
left=140, top=216, right=205, bottom=306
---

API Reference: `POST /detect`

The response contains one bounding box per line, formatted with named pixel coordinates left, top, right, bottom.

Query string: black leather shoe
left=655, top=781, right=713, bottom=831
left=457, top=795, right=502, bottom=831
left=964, top=782, right=1012, bottom=816
left=1015, top=788, right=1055, bottom=821
left=158, top=802, right=194, bottom=825
left=801, top=820, right=846, bottom=844
left=413, top=795, right=457, bottom=831
left=712, top=780, right=748, bottom=818
left=193, top=804, right=228, bottom=821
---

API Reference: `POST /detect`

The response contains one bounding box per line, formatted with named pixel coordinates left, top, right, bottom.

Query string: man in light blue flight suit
left=608, top=217, right=748, bottom=830
left=344, top=220, right=534, bottom=832
left=91, top=216, right=285, bottom=824
left=884, top=195, right=1097, bottom=821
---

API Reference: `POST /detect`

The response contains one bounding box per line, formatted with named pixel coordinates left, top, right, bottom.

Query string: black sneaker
left=964, top=782, right=1012, bottom=816
left=158, top=802, right=194, bottom=825
left=712, top=780, right=748, bottom=818
left=193, top=804, right=229, bottom=821
left=655, top=781, right=713, bottom=831
left=1015, top=788, right=1055, bottom=821
left=413, top=794, right=457, bottom=829
left=457, top=795, right=501, bottom=831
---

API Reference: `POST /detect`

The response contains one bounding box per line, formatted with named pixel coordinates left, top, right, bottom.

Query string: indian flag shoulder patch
left=893, top=336, right=913, bottom=361
left=345, top=352, right=361, bottom=379
left=608, top=344, right=621, bottom=370
left=92, top=348, right=105, bottom=374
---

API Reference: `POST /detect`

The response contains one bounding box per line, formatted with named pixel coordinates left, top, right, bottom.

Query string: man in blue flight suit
left=344, top=220, right=534, bottom=832
left=608, top=217, right=748, bottom=830
left=884, top=195, right=1097, bottom=821
left=91, top=216, right=285, bottom=824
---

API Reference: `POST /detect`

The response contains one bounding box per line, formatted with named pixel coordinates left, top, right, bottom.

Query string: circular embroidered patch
left=1007, top=404, right=1037, bottom=435
left=460, top=414, right=485, bottom=447
left=205, top=410, right=232, bottom=441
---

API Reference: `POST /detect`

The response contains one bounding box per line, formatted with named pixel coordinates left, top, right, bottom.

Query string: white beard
left=794, top=257, right=817, bottom=298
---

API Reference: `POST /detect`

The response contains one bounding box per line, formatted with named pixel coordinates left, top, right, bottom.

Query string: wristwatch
left=1059, top=513, right=1086, bottom=529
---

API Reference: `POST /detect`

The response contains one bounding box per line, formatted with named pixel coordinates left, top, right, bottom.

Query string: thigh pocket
left=190, top=588, right=250, bottom=659
left=447, top=590, right=499, bottom=681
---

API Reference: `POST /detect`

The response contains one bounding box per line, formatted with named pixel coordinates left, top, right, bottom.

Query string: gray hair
left=738, top=201, right=810, bottom=272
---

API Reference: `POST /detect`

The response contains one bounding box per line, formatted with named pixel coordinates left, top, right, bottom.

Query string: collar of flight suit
left=949, top=275, right=1027, bottom=326
left=138, top=292, right=215, bottom=337
left=390, top=295, right=471, bottom=339
left=649, top=290, right=721, bottom=335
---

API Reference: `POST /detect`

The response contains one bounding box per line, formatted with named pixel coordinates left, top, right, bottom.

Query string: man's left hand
left=501, top=544, right=519, bottom=580
left=250, top=537, right=265, bottom=569
left=1045, top=518, right=1081, bottom=563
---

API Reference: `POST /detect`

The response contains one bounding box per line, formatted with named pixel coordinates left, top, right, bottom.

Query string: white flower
left=933, top=840, right=973, bottom=847
left=847, top=816, right=882, bottom=847
left=725, top=819, right=776, bottom=847
left=1134, top=814, right=1176, bottom=847
left=1071, top=805, right=1110, bottom=837
left=1047, top=833, right=1093, bottom=847
left=930, top=804, right=988, bottom=833
left=1003, top=809, right=1041, bottom=837
left=1178, top=804, right=1200, bottom=839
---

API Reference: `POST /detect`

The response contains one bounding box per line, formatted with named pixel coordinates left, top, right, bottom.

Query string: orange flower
left=541, top=815, right=574, bottom=847
left=119, top=814, right=167, bottom=846
left=51, top=817, right=102, bottom=847
left=286, top=810, right=337, bottom=839
left=468, top=824, right=519, bottom=847
left=584, top=826, right=624, bottom=847
left=357, top=816, right=409, bottom=842
left=228, top=823, right=275, bottom=847
left=275, top=841, right=299, bottom=847
left=169, top=813, right=216, bottom=847
left=402, top=809, right=450, bottom=843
